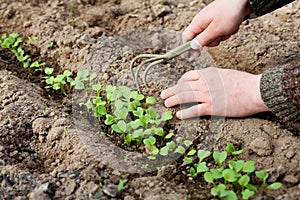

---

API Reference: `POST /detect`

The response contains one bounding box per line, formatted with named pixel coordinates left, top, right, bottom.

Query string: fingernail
left=164, top=100, right=170, bottom=108
left=176, top=111, right=182, bottom=119
left=160, top=91, right=166, bottom=99
left=190, top=39, right=201, bottom=50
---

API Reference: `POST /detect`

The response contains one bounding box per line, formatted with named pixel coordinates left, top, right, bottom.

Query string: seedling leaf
left=174, top=145, right=185, bottom=154
left=242, top=189, right=255, bottom=200
left=204, top=172, right=214, bottom=184
left=146, top=96, right=156, bottom=104
left=213, top=151, right=227, bottom=167
left=161, top=111, right=172, bottom=121
left=160, top=146, right=169, bottom=156
left=197, top=150, right=211, bottom=162
left=222, top=169, right=237, bottom=182
left=242, top=160, right=256, bottom=173
left=267, top=182, right=282, bottom=190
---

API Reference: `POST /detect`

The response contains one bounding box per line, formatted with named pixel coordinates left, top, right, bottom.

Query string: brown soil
left=0, top=0, right=299, bottom=200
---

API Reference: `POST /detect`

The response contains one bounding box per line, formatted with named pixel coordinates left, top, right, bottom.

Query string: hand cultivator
left=130, top=41, right=193, bottom=89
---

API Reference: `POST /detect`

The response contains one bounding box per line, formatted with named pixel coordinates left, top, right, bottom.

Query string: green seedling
left=226, top=142, right=243, bottom=159
left=117, top=179, right=128, bottom=191
left=182, top=142, right=282, bottom=200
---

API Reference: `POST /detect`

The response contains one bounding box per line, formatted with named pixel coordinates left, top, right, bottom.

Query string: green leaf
left=77, top=70, right=89, bottom=80
left=117, top=120, right=127, bottom=133
left=174, top=145, right=185, bottom=154
left=183, top=140, right=192, bottom=147
left=151, top=146, right=159, bottom=155
left=154, top=127, right=164, bottom=137
left=117, top=179, right=128, bottom=191
left=146, top=107, right=158, bottom=119
left=255, top=170, right=268, bottom=181
left=132, top=129, right=143, bottom=138
left=165, top=132, right=174, bottom=139
left=166, top=141, right=176, bottom=149
left=204, top=172, right=214, bottom=184
left=160, top=146, right=169, bottom=156
left=74, top=80, right=84, bottom=90
left=229, top=160, right=244, bottom=173
left=267, top=182, right=282, bottom=190
left=112, top=124, right=122, bottom=133
left=92, top=83, right=102, bottom=91
left=146, top=96, right=156, bottom=104
left=197, top=162, right=208, bottom=173
left=187, top=149, right=196, bottom=156
left=242, top=160, right=256, bottom=173
left=114, top=108, right=128, bottom=120
left=143, top=128, right=152, bottom=135
left=238, top=175, right=250, bottom=187
left=242, top=189, right=255, bottom=200
left=105, top=114, right=115, bottom=125
left=211, top=184, right=226, bottom=196
left=223, top=190, right=237, bottom=200
left=124, top=134, right=132, bottom=146
left=246, top=183, right=257, bottom=191
left=84, top=100, right=94, bottom=110
left=130, top=91, right=144, bottom=101
left=106, top=85, right=116, bottom=101
left=45, top=67, right=54, bottom=75
left=222, top=169, right=237, bottom=182
left=176, top=137, right=183, bottom=144
left=213, top=151, right=227, bottom=166
left=232, top=149, right=243, bottom=156
left=133, top=107, right=144, bottom=117
left=89, top=72, right=97, bottom=81
left=161, top=111, right=173, bottom=121
left=94, top=106, right=107, bottom=117
left=210, top=168, right=223, bottom=179
left=197, top=150, right=211, bottom=162
left=189, top=167, right=197, bottom=178
left=63, top=70, right=72, bottom=77
left=226, top=142, right=235, bottom=153
left=143, top=136, right=156, bottom=147
left=119, top=86, right=132, bottom=99
left=183, top=157, right=193, bottom=164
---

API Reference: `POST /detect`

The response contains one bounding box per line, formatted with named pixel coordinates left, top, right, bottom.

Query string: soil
left=0, top=0, right=299, bottom=200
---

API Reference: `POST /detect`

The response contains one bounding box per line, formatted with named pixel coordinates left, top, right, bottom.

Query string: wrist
left=255, top=74, right=269, bottom=112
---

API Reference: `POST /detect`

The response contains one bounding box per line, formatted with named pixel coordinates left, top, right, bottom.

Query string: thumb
left=190, top=22, right=219, bottom=49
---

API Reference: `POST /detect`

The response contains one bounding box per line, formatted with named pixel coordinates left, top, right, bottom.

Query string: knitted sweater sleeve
left=248, top=0, right=295, bottom=17
left=260, top=61, right=300, bottom=133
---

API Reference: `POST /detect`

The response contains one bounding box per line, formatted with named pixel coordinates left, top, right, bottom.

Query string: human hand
left=160, top=67, right=269, bottom=119
left=183, top=0, right=252, bottom=50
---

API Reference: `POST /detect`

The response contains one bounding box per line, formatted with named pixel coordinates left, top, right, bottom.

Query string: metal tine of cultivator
left=130, top=41, right=192, bottom=89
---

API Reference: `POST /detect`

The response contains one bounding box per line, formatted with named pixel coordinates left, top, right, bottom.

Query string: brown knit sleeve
left=260, top=60, right=300, bottom=134
left=248, top=0, right=295, bottom=18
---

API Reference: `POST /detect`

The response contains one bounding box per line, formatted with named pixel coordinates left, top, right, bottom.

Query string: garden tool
left=130, top=41, right=193, bottom=89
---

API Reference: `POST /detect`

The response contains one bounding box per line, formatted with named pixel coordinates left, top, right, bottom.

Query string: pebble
left=286, top=150, right=295, bottom=159
left=0, top=145, right=5, bottom=152
left=46, top=127, right=65, bottom=142
left=152, top=4, right=171, bottom=18
left=283, top=174, right=299, bottom=184
left=177, top=3, right=185, bottom=8
left=102, top=183, right=119, bottom=197
left=0, top=159, right=5, bottom=166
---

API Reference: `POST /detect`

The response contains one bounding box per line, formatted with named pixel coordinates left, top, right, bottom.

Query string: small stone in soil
left=102, top=183, right=119, bottom=197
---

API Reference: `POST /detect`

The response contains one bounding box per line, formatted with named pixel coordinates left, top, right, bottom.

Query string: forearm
left=248, top=0, right=295, bottom=18
left=260, top=61, right=300, bottom=133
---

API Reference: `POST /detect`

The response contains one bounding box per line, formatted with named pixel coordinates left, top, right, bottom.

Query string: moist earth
left=0, top=0, right=300, bottom=200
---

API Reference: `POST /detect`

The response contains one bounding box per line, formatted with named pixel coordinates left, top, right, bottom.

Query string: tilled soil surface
left=0, top=0, right=299, bottom=200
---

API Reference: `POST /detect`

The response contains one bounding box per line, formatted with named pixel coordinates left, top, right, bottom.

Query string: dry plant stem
left=130, top=41, right=192, bottom=89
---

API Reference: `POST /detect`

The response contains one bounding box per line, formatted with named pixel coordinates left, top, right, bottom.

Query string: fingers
left=160, top=81, right=201, bottom=100
left=164, top=91, right=208, bottom=107
left=176, top=104, right=210, bottom=119
left=178, top=70, right=201, bottom=84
